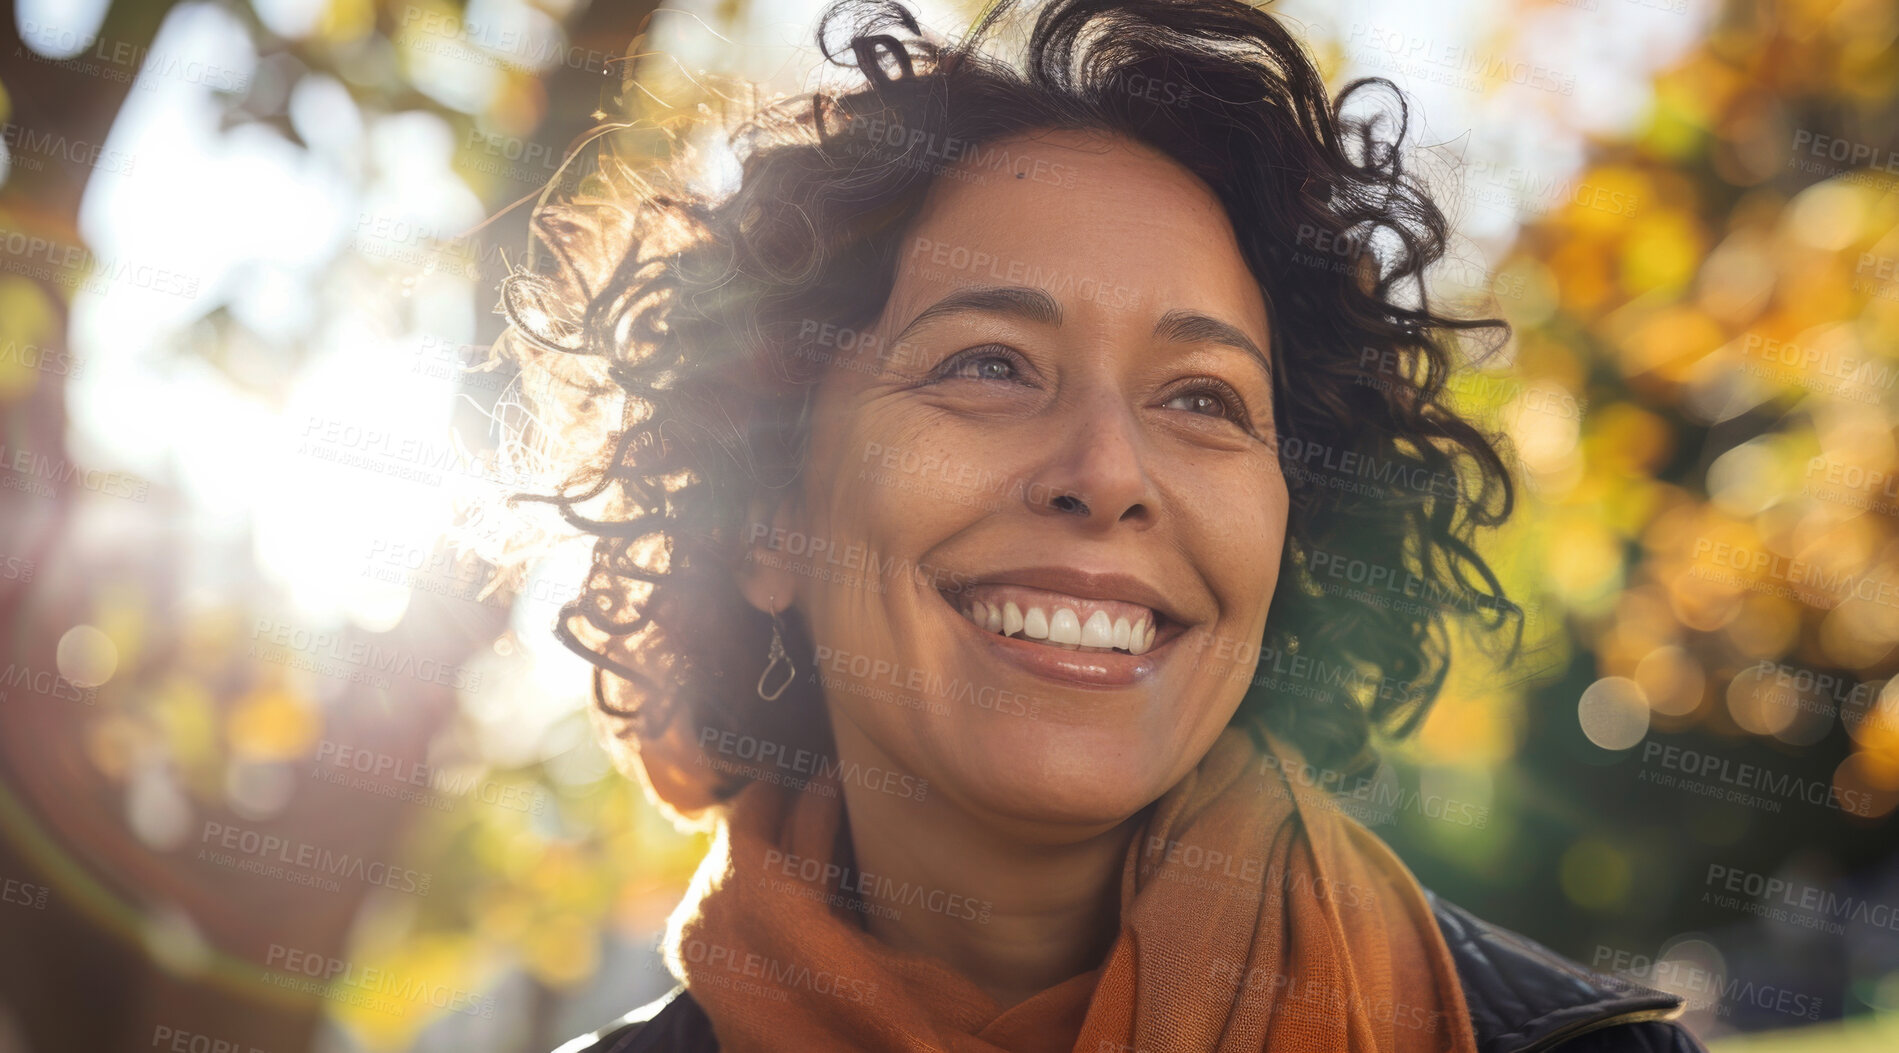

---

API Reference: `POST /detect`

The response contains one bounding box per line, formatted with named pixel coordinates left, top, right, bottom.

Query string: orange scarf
left=661, top=724, right=1478, bottom=1053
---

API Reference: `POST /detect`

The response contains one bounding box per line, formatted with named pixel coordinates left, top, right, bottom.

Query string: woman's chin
left=926, top=724, right=1186, bottom=832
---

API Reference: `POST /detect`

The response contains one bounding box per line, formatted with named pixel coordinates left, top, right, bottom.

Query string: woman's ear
left=732, top=487, right=802, bottom=616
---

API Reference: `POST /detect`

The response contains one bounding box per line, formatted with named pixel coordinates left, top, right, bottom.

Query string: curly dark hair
left=496, top=0, right=1525, bottom=802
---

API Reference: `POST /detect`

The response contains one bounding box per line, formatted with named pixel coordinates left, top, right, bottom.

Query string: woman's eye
left=1164, top=389, right=1235, bottom=419
left=939, top=349, right=1021, bottom=382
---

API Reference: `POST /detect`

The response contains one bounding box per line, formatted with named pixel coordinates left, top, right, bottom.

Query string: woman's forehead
left=881, top=130, right=1271, bottom=341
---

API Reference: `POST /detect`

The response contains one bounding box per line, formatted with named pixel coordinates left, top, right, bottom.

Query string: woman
left=501, top=1, right=1707, bottom=1050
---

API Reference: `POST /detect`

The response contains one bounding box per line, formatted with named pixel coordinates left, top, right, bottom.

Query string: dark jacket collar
left=1425, top=891, right=1689, bottom=1053
left=560, top=891, right=1692, bottom=1053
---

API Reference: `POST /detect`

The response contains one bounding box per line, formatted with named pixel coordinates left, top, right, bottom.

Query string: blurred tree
left=1387, top=0, right=1899, bottom=1039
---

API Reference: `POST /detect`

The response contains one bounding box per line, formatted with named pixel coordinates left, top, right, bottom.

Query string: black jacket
left=553, top=891, right=1706, bottom=1053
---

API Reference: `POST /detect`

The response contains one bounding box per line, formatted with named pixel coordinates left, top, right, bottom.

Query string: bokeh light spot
left=56, top=624, right=119, bottom=688
left=1579, top=676, right=1651, bottom=750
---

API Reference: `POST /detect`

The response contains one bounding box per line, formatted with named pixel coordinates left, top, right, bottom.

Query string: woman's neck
left=827, top=718, right=1144, bottom=1011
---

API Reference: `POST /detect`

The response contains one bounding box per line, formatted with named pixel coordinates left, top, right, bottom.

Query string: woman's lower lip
left=943, top=595, right=1170, bottom=687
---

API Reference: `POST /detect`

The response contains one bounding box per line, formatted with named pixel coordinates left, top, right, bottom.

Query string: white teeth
left=1048, top=608, right=1082, bottom=646
left=956, top=595, right=1161, bottom=656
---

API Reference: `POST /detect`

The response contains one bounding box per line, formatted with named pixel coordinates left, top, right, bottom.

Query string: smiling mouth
left=938, top=583, right=1178, bottom=656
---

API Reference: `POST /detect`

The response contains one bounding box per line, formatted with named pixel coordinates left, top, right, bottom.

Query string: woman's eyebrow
left=891, top=285, right=1064, bottom=346
left=1152, top=308, right=1273, bottom=387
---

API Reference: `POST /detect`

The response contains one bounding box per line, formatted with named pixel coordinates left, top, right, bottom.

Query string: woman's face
left=742, top=128, right=1290, bottom=833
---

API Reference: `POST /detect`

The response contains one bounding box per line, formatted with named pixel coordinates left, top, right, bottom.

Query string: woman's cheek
left=844, top=431, right=1005, bottom=540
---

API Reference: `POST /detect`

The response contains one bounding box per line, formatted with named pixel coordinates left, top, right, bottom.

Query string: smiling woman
left=496, top=1, right=1704, bottom=1051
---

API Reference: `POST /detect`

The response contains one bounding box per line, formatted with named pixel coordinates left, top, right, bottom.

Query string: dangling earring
left=757, top=597, right=795, bottom=701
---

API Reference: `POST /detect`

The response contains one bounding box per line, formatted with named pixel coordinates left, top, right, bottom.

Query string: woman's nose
left=1021, top=386, right=1159, bottom=531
